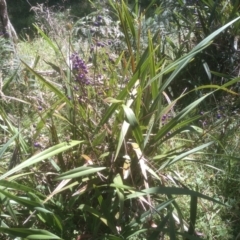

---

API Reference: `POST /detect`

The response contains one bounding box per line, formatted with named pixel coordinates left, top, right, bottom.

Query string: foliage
left=1, top=0, right=240, bottom=239
left=0, top=38, right=17, bottom=77
left=159, top=0, right=240, bottom=104
left=7, top=0, right=93, bottom=35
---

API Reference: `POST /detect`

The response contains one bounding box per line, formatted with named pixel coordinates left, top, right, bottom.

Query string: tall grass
left=1, top=0, right=240, bottom=239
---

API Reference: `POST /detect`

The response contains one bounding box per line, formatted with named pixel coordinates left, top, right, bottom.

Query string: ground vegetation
left=1, top=0, right=240, bottom=239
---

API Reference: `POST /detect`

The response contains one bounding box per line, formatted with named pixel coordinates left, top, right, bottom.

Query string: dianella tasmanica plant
left=0, top=0, right=240, bottom=239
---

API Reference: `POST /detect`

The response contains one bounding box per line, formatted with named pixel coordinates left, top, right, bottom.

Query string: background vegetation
left=1, top=0, right=240, bottom=239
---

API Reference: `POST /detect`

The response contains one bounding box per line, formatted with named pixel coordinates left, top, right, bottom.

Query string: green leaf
left=126, top=229, right=148, bottom=239
left=33, top=24, right=61, bottom=55
left=153, top=93, right=212, bottom=144
left=122, top=104, right=138, bottom=128
left=0, top=180, right=45, bottom=198
left=21, top=61, right=73, bottom=107
left=55, top=166, right=106, bottom=180
left=146, top=16, right=240, bottom=91
left=92, top=130, right=107, bottom=147
left=0, top=189, right=43, bottom=209
left=95, top=36, right=153, bottom=133
left=188, top=196, right=198, bottom=237
left=122, top=105, right=143, bottom=146
left=126, top=187, right=224, bottom=205
left=104, top=97, right=124, bottom=103
left=0, top=106, right=29, bottom=154
left=6, top=202, right=18, bottom=225
left=35, top=207, right=63, bottom=232
left=0, top=132, right=18, bottom=159
left=79, top=204, right=117, bottom=234
left=0, top=141, right=83, bottom=180
left=113, top=174, right=124, bottom=219
left=159, top=141, right=214, bottom=169
left=114, top=120, right=130, bottom=162
left=169, top=213, right=177, bottom=240
left=0, top=228, right=62, bottom=239
left=128, top=198, right=175, bottom=228
left=109, top=183, right=135, bottom=191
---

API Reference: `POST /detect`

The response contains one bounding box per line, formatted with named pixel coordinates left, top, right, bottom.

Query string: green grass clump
left=1, top=0, right=240, bottom=239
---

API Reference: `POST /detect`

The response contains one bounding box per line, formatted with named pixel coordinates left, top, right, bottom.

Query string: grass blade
left=0, top=141, right=83, bottom=180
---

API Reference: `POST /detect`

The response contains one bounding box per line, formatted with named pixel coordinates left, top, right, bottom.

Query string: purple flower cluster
left=97, top=41, right=105, bottom=47
left=95, top=15, right=102, bottom=27
left=217, top=113, right=221, bottom=119
left=161, top=114, right=173, bottom=137
left=34, top=142, right=42, bottom=148
left=198, top=108, right=225, bottom=128
left=90, top=15, right=103, bottom=33
left=70, top=53, right=90, bottom=85
left=161, top=114, right=173, bottom=125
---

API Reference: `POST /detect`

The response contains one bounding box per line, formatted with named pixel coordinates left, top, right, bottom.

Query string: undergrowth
left=1, top=0, right=240, bottom=239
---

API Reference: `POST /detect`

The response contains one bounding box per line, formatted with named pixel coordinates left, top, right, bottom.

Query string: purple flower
left=94, top=22, right=100, bottom=27
left=96, top=42, right=105, bottom=47
left=70, top=53, right=90, bottom=85
left=34, top=142, right=41, bottom=148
